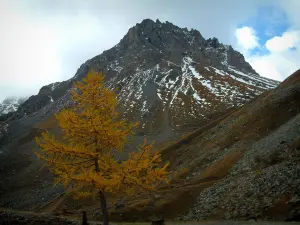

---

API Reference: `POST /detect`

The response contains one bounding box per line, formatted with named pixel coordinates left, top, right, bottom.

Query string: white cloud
left=0, top=1, right=127, bottom=102
left=245, top=30, right=300, bottom=81
left=248, top=51, right=300, bottom=81
left=235, top=26, right=260, bottom=50
left=232, top=2, right=300, bottom=81
left=0, top=1, right=61, bottom=100
left=266, top=30, right=300, bottom=52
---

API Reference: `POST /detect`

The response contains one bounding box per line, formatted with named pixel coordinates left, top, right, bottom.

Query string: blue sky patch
left=238, top=5, right=290, bottom=55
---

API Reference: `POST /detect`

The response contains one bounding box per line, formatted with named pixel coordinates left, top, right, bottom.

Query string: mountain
left=0, top=19, right=278, bottom=137
left=0, top=19, right=290, bottom=220
left=0, top=97, right=27, bottom=116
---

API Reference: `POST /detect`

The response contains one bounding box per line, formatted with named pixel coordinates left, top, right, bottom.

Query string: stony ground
left=0, top=210, right=77, bottom=225
left=170, top=223, right=300, bottom=225
left=1, top=209, right=300, bottom=225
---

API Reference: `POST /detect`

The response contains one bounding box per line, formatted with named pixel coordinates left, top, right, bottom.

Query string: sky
left=0, top=0, right=299, bottom=102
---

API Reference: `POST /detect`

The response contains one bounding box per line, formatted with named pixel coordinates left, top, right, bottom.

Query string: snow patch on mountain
left=0, top=97, right=27, bottom=116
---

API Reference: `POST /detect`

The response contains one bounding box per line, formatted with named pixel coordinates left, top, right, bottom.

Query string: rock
left=114, top=200, right=125, bottom=209
left=288, top=196, right=300, bottom=205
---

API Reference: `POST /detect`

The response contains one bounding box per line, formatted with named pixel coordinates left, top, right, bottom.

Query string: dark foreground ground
left=1, top=210, right=300, bottom=225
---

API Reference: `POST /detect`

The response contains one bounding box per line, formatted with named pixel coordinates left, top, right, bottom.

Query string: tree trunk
left=82, top=211, right=88, bottom=225
left=94, top=159, right=109, bottom=225
left=99, top=191, right=109, bottom=225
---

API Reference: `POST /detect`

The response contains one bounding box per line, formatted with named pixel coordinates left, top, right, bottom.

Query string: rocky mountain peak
left=205, top=37, right=221, bottom=48
left=105, top=19, right=258, bottom=78
left=118, top=18, right=206, bottom=53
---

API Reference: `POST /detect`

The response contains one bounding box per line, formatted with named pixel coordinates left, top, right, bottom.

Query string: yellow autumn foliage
left=35, top=70, right=169, bottom=199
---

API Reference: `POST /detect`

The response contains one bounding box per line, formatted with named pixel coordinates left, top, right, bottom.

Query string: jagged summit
left=94, top=18, right=258, bottom=78
left=120, top=18, right=196, bottom=50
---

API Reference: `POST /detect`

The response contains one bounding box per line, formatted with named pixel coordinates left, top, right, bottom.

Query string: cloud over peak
left=234, top=5, right=300, bottom=81
left=266, top=30, right=300, bottom=52
left=235, top=26, right=260, bottom=51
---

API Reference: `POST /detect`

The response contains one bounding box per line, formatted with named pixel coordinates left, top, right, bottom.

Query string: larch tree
left=35, top=70, right=169, bottom=225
